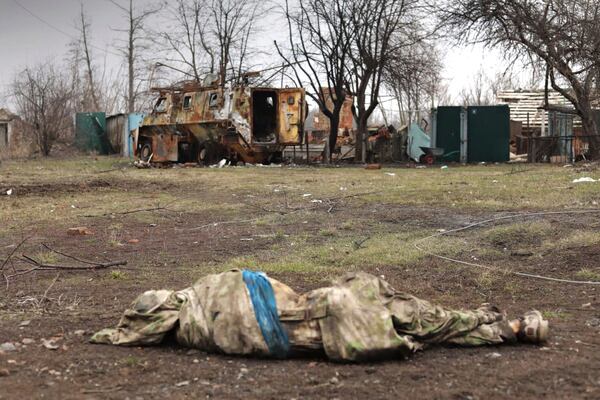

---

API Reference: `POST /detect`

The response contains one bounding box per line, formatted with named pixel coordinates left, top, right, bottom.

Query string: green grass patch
left=575, top=268, right=600, bottom=282
left=483, top=221, right=553, bottom=248
left=35, top=251, right=59, bottom=265
left=542, top=310, right=570, bottom=319
left=551, top=231, right=600, bottom=251
left=109, top=270, right=128, bottom=280
left=217, top=230, right=468, bottom=276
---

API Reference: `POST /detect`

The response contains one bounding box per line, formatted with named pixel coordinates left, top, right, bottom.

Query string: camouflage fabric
left=91, top=270, right=516, bottom=362
left=92, top=270, right=270, bottom=356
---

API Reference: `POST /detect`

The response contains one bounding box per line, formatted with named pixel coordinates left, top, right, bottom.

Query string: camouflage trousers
left=91, top=270, right=516, bottom=361
left=385, top=292, right=516, bottom=347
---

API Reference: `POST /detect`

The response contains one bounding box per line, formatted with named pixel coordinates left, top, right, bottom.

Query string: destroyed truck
left=132, top=78, right=306, bottom=165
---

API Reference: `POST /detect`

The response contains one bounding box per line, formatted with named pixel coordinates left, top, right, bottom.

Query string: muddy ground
left=1, top=160, right=600, bottom=399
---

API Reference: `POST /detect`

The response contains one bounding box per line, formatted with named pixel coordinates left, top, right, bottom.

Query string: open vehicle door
left=277, top=89, right=305, bottom=145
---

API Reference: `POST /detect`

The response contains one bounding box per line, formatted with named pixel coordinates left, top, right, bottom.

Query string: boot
left=517, top=310, right=549, bottom=344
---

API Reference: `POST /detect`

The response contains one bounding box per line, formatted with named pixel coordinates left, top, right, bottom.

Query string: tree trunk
left=326, top=113, right=340, bottom=164
left=580, top=106, right=600, bottom=158
left=354, top=116, right=368, bottom=163
left=127, top=0, right=135, bottom=113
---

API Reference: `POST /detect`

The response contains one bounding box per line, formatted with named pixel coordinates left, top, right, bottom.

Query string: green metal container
left=466, top=106, right=510, bottom=163
left=434, top=106, right=462, bottom=162
left=433, top=105, right=510, bottom=163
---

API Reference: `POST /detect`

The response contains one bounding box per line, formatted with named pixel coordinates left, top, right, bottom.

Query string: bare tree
left=384, top=38, right=444, bottom=124
left=110, top=0, right=161, bottom=113
left=344, top=0, right=416, bottom=162
left=152, top=0, right=264, bottom=86
left=457, top=68, right=495, bottom=106
left=154, top=0, right=215, bottom=82
left=77, top=3, right=100, bottom=111
left=12, top=63, right=73, bottom=156
left=211, top=0, right=263, bottom=86
left=442, top=0, right=600, bottom=155
left=69, top=5, right=127, bottom=115
left=276, top=0, right=355, bottom=161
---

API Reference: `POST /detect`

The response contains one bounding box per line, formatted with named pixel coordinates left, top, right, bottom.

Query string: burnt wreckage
left=132, top=76, right=306, bottom=165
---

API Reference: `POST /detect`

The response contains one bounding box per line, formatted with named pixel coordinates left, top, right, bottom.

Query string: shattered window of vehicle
left=155, top=97, right=167, bottom=113
left=209, top=93, right=219, bottom=108
left=183, top=95, right=192, bottom=109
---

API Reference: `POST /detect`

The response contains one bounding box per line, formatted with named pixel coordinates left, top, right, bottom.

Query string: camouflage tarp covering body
left=92, top=270, right=515, bottom=362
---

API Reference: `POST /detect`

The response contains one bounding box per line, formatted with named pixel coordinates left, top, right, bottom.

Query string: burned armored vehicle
left=132, top=78, right=306, bottom=165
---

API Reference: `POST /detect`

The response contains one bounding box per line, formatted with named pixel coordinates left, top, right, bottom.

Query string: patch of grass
left=107, top=223, right=123, bottom=247
left=542, top=310, right=570, bottom=319
left=122, top=356, right=141, bottom=367
left=0, top=158, right=597, bottom=240
left=274, top=230, right=287, bottom=240
left=35, top=251, right=58, bottom=264
left=575, top=268, right=600, bottom=282
left=109, top=270, right=127, bottom=280
left=218, top=230, right=468, bottom=275
left=483, top=221, right=553, bottom=248
left=474, top=271, right=494, bottom=289
left=253, top=216, right=274, bottom=227
left=503, top=280, right=520, bottom=297
left=340, top=221, right=354, bottom=230
left=550, top=231, right=600, bottom=251
left=318, top=228, right=337, bottom=237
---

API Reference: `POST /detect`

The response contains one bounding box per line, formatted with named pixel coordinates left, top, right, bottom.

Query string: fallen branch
left=5, top=266, right=41, bottom=279
left=1, top=237, right=30, bottom=272
left=81, top=386, right=123, bottom=394
left=353, top=236, right=371, bottom=250
left=20, top=255, right=127, bottom=271
left=42, top=243, right=104, bottom=266
left=184, top=218, right=259, bottom=232
left=95, top=167, right=126, bottom=174
left=322, top=190, right=382, bottom=203
left=40, top=273, right=60, bottom=305
left=81, top=201, right=176, bottom=218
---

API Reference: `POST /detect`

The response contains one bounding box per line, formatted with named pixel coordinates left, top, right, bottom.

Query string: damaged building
left=0, top=108, right=35, bottom=159
left=497, top=90, right=600, bottom=162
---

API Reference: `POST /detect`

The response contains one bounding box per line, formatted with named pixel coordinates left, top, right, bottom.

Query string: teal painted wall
left=75, top=112, right=111, bottom=154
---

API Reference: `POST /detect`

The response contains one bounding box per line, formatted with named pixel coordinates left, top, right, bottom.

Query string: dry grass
left=1, top=156, right=599, bottom=278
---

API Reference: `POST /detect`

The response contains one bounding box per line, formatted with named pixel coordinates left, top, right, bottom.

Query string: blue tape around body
left=242, top=270, right=290, bottom=358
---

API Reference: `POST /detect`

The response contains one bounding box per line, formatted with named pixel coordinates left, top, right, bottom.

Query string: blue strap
left=242, top=270, right=290, bottom=358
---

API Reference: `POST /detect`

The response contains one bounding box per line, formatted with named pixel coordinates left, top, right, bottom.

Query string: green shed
left=75, top=112, right=112, bottom=154
left=466, top=105, right=510, bottom=162
left=432, top=105, right=510, bottom=163
left=433, top=106, right=462, bottom=162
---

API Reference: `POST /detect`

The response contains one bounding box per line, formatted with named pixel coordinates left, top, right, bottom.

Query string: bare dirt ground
left=1, top=157, right=600, bottom=399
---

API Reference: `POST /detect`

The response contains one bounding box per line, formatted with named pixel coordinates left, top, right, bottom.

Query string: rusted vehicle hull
left=132, top=84, right=306, bottom=165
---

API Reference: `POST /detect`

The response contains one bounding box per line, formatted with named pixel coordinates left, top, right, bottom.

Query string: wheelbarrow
left=419, top=147, right=444, bottom=165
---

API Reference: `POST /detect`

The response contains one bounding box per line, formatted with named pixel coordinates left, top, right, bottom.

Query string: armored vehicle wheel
left=197, top=142, right=225, bottom=166
left=197, top=146, right=208, bottom=165
left=140, top=142, right=152, bottom=162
